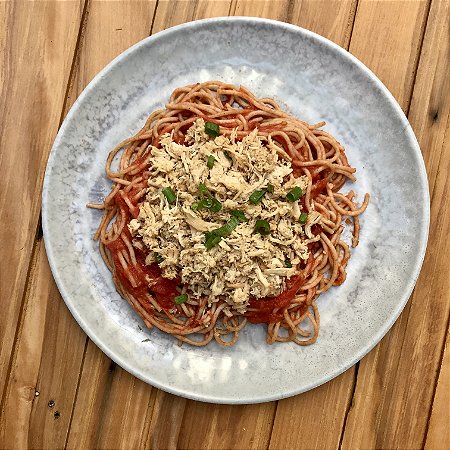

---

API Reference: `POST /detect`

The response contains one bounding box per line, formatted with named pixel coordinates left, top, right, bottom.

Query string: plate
left=42, top=18, right=429, bottom=404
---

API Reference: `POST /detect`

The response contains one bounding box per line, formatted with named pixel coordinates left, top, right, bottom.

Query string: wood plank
left=0, top=239, right=88, bottom=448
left=1, top=241, right=50, bottom=448
left=224, top=2, right=359, bottom=449
left=231, top=0, right=357, bottom=47
left=64, top=341, right=112, bottom=449
left=0, top=1, right=157, bottom=449
left=48, top=0, right=158, bottom=447
left=178, top=401, right=276, bottom=450
left=91, top=363, right=154, bottom=449
left=349, top=0, right=430, bottom=112
left=0, top=0, right=84, bottom=401
left=341, top=0, right=450, bottom=448
left=425, top=327, right=450, bottom=450
left=151, top=0, right=232, bottom=33
left=144, top=391, right=187, bottom=450
left=174, top=1, right=359, bottom=448
left=67, top=2, right=237, bottom=448
left=269, top=370, right=355, bottom=450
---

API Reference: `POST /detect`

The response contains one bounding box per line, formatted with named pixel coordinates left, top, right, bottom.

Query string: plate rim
left=42, top=16, right=430, bottom=404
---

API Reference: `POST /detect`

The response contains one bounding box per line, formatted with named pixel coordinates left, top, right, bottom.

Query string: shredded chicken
left=129, top=119, right=321, bottom=312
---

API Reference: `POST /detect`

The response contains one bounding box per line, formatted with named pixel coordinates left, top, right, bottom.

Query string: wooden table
left=1, top=1, right=449, bottom=448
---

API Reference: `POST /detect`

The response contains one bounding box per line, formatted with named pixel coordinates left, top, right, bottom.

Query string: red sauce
left=107, top=192, right=180, bottom=311
left=308, top=165, right=322, bottom=182
left=108, top=237, right=177, bottom=311
left=310, top=177, right=329, bottom=199
left=245, top=255, right=315, bottom=324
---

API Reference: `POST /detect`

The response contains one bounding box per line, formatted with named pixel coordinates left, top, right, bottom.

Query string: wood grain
left=1, top=1, right=448, bottom=449
left=0, top=1, right=157, bottom=449
left=173, top=2, right=359, bottom=448
left=238, top=2, right=359, bottom=449
left=0, top=0, right=84, bottom=401
left=269, top=369, right=356, bottom=450
left=145, top=391, right=187, bottom=450
left=49, top=1, right=158, bottom=448
left=0, top=234, right=89, bottom=448
left=66, top=2, right=242, bottom=448
left=349, top=0, right=430, bottom=112
left=342, top=0, right=450, bottom=448
left=425, top=328, right=450, bottom=450
left=65, top=341, right=112, bottom=449
left=232, top=0, right=357, bottom=47
left=178, top=401, right=276, bottom=449
left=152, top=3, right=279, bottom=448
left=152, top=0, right=232, bottom=33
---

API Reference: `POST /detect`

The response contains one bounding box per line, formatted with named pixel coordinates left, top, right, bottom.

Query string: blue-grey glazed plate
left=42, top=18, right=429, bottom=404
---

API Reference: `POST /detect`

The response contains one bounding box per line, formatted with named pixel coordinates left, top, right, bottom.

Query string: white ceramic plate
left=43, top=18, right=429, bottom=404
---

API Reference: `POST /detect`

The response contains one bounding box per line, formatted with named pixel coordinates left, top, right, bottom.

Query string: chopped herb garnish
left=207, top=155, right=215, bottom=169
left=162, top=187, right=176, bottom=204
left=205, top=121, right=220, bottom=138
left=154, top=252, right=164, bottom=263
left=299, top=212, right=308, bottom=224
left=199, top=197, right=213, bottom=209
left=191, top=202, right=199, bottom=211
left=204, top=216, right=241, bottom=250
left=209, top=197, right=222, bottom=213
left=205, top=233, right=222, bottom=250
left=198, top=183, right=209, bottom=197
left=284, top=258, right=292, bottom=268
left=249, top=189, right=267, bottom=205
left=174, top=293, right=189, bottom=304
left=230, top=210, right=248, bottom=223
left=213, top=216, right=240, bottom=237
left=249, top=184, right=275, bottom=204
left=254, top=219, right=271, bottom=236
left=196, top=183, right=222, bottom=212
left=196, top=197, right=222, bottom=213
left=286, top=186, right=303, bottom=202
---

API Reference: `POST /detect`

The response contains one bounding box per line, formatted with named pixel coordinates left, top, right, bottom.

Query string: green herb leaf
left=198, top=183, right=209, bottom=198
left=204, top=216, right=241, bottom=250
left=224, top=151, right=233, bottom=161
left=230, top=210, right=248, bottom=223
left=207, top=155, right=215, bottom=169
left=205, top=121, right=220, bottom=138
left=249, top=189, right=267, bottom=204
left=286, top=186, right=303, bottom=202
left=299, top=212, right=308, bottom=224
left=266, top=184, right=274, bottom=193
left=209, top=197, right=222, bottom=213
left=254, top=219, right=271, bottom=236
left=162, top=187, right=176, bottom=204
left=214, top=216, right=240, bottom=237
left=174, top=293, right=189, bottom=304
left=284, top=258, right=292, bottom=268
left=205, top=234, right=222, bottom=250
left=154, top=252, right=164, bottom=263
left=196, top=183, right=221, bottom=212
left=199, top=197, right=213, bottom=209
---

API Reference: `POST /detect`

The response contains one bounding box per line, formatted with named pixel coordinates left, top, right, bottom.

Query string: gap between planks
left=0, top=0, right=89, bottom=422
left=422, top=310, right=450, bottom=448
left=405, top=0, right=432, bottom=117
left=58, top=0, right=91, bottom=128
left=5, top=1, right=444, bottom=449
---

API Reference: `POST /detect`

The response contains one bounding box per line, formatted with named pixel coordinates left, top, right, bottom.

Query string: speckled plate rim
left=42, top=17, right=429, bottom=404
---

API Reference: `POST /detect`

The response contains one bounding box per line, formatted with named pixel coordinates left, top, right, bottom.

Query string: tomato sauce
left=245, top=255, right=315, bottom=324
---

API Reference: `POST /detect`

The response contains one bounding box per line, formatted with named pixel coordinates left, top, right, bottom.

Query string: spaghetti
left=88, top=81, right=369, bottom=347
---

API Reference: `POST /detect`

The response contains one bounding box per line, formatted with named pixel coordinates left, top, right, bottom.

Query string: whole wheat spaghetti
left=88, top=81, right=369, bottom=347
